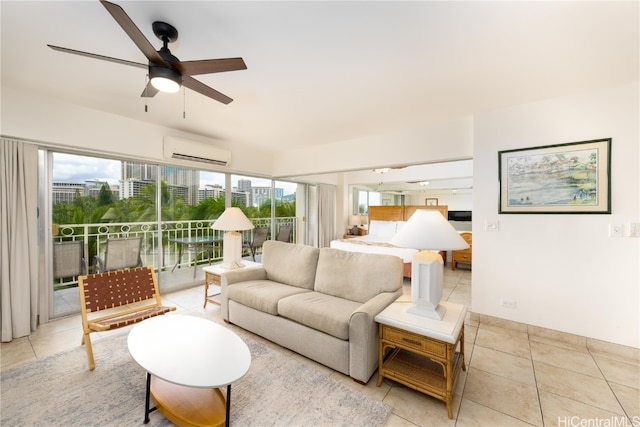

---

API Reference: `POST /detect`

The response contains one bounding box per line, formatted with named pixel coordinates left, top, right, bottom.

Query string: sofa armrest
left=220, top=268, right=267, bottom=320
left=348, top=289, right=403, bottom=383
left=223, top=267, right=267, bottom=285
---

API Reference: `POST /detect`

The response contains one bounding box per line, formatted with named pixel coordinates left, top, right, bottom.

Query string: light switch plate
left=630, top=223, right=640, bottom=238
left=485, top=220, right=499, bottom=232
left=609, top=224, right=623, bottom=238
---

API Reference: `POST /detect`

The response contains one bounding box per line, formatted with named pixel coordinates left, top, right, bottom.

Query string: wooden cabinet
left=452, top=232, right=472, bottom=270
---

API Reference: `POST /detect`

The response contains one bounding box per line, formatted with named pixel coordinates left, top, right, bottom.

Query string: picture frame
left=425, top=198, right=438, bottom=206
left=498, top=138, right=611, bottom=214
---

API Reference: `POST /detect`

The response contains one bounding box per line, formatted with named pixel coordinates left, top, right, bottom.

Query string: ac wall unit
left=163, top=137, right=231, bottom=167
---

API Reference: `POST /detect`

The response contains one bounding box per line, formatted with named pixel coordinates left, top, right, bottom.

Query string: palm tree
left=188, top=196, right=226, bottom=221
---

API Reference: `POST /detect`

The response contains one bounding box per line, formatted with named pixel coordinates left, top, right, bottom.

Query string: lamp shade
left=210, top=207, right=255, bottom=231
left=348, top=215, right=361, bottom=226
left=390, top=210, right=468, bottom=250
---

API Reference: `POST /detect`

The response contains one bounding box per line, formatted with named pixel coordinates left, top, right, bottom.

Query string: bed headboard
left=367, top=206, right=405, bottom=221
left=368, top=205, right=448, bottom=222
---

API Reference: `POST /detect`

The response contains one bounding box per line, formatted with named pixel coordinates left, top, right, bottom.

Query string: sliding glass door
left=40, top=149, right=307, bottom=320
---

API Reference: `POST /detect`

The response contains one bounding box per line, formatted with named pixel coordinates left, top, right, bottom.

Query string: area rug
left=1, top=324, right=391, bottom=427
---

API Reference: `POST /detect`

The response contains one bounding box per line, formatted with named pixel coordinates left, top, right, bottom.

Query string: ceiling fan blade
left=48, top=45, right=147, bottom=69
left=140, top=81, right=159, bottom=98
left=183, top=76, right=233, bottom=104
left=175, top=58, right=247, bottom=76
left=100, top=0, right=166, bottom=66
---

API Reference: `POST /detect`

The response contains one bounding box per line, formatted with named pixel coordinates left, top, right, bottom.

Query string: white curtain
left=317, top=184, right=336, bottom=248
left=1, top=139, right=39, bottom=342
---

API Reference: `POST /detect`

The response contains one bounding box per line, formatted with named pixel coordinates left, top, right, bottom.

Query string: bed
left=330, top=205, right=448, bottom=278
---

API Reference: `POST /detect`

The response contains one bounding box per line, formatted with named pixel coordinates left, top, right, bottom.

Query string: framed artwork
left=425, top=198, right=438, bottom=206
left=498, top=138, right=611, bottom=214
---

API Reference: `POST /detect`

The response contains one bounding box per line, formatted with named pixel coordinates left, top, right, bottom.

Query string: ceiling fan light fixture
left=149, top=66, right=181, bottom=93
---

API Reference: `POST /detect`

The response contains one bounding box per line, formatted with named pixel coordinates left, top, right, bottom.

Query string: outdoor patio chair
left=243, top=227, right=269, bottom=261
left=53, top=240, right=86, bottom=279
left=276, top=226, right=292, bottom=243
left=95, top=236, right=143, bottom=272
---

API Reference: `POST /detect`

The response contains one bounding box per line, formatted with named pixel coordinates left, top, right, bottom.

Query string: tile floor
left=2, top=266, right=639, bottom=427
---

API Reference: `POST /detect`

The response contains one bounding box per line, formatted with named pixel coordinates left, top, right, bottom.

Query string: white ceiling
left=2, top=1, right=638, bottom=159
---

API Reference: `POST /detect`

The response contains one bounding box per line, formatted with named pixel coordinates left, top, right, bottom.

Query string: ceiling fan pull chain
left=183, top=83, right=186, bottom=119
left=144, top=74, right=149, bottom=112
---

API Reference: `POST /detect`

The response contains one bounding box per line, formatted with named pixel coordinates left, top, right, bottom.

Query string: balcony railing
left=53, top=217, right=296, bottom=290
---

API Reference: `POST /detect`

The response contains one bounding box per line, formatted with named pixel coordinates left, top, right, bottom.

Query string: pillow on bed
left=368, top=220, right=397, bottom=238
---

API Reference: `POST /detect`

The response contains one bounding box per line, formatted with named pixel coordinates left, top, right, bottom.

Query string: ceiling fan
left=48, top=0, right=246, bottom=104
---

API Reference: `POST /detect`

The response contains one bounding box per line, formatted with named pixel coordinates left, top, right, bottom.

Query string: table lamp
left=358, top=214, right=368, bottom=233
left=348, top=215, right=360, bottom=235
left=390, top=210, right=469, bottom=320
left=210, top=207, right=255, bottom=270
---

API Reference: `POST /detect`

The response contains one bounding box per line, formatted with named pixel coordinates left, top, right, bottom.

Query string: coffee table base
left=148, top=376, right=228, bottom=427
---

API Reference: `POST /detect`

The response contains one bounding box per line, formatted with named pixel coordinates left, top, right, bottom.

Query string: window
left=45, top=151, right=303, bottom=319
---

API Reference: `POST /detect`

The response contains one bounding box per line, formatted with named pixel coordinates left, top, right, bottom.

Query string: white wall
left=473, top=82, right=639, bottom=348
left=273, top=117, right=474, bottom=177
left=405, top=189, right=472, bottom=211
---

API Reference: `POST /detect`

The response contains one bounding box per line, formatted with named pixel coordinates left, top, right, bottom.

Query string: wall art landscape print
left=498, top=138, right=611, bottom=214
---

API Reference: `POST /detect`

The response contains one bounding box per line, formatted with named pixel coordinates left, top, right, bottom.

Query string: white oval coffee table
left=128, top=314, right=251, bottom=427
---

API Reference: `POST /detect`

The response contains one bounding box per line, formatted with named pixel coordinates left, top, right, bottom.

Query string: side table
left=375, top=300, right=467, bottom=419
left=202, top=261, right=262, bottom=308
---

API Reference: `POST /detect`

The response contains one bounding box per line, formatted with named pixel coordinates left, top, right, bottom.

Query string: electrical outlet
left=500, top=298, right=517, bottom=309
left=485, top=220, right=499, bottom=232
left=609, top=224, right=623, bottom=238
left=630, top=223, right=640, bottom=238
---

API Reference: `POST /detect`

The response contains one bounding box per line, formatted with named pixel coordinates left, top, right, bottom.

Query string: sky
left=52, top=152, right=295, bottom=194
left=53, top=153, right=121, bottom=185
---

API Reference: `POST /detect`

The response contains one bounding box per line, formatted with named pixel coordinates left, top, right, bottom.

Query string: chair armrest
left=348, top=289, right=403, bottom=383
left=220, top=268, right=267, bottom=320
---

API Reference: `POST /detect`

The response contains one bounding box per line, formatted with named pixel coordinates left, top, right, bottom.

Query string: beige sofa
left=220, top=241, right=403, bottom=383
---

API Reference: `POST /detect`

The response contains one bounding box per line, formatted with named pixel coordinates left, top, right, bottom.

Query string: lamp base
left=410, top=251, right=446, bottom=320
left=406, top=303, right=447, bottom=320
left=222, top=231, right=244, bottom=270
left=219, top=261, right=245, bottom=270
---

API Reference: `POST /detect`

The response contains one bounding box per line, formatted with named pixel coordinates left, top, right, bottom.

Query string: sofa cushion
left=314, top=248, right=403, bottom=303
left=227, top=280, right=310, bottom=315
left=262, top=241, right=320, bottom=290
left=277, top=291, right=361, bottom=340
